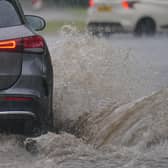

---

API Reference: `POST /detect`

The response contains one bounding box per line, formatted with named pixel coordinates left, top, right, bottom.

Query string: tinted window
left=0, top=0, right=21, bottom=27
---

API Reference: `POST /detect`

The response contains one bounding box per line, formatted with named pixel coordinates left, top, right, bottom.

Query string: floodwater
left=0, top=30, right=168, bottom=167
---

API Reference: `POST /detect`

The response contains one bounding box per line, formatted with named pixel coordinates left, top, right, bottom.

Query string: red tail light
left=24, top=36, right=44, bottom=49
left=122, top=0, right=129, bottom=9
left=3, top=97, right=33, bottom=101
left=89, top=0, right=95, bottom=7
left=0, top=38, right=22, bottom=51
left=0, top=40, right=16, bottom=49
left=0, top=35, right=44, bottom=52
left=122, top=0, right=139, bottom=9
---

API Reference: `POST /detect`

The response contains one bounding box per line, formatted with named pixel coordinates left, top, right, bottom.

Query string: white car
left=87, top=0, right=168, bottom=35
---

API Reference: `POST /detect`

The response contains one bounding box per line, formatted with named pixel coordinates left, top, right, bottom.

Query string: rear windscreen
left=0, top=0, right=21, bottom=27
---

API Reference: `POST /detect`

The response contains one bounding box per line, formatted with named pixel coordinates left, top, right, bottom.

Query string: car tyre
left=135, top=18, right=156, bottom=36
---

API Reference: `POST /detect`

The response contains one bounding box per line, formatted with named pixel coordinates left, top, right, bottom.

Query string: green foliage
left=43, top=20, right=86, bottom=34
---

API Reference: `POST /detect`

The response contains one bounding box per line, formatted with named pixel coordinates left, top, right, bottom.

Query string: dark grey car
left=0, top=0, right=53, bottom=135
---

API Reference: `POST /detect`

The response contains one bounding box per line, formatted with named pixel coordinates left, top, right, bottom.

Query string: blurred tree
left=20, top=0, right=88, bottom=8
left=52, top=0, right=88, bottom=7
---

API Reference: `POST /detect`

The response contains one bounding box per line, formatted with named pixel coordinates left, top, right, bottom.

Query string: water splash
left=74, top=89, right=168, bottom=148
left=50, top=30, right=144, bottom=125
left=49, top=30, right=168, bottom=129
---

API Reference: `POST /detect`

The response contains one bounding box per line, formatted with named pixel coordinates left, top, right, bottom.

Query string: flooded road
left=0, top=32, right=168, bottom=167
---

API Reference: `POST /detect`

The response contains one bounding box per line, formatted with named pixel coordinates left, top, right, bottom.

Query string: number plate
left=98, top=6, right=112, bottom=12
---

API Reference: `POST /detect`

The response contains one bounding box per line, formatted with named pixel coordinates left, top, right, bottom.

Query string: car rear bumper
left=0, top=95, right=46, bottom=121
left=88, top=22, right=124, bottom=33
left=87, top=7, right=136, bottom=32
left=87, top=21, right=134, bottom=33
left=0, top=111, right=36, bottom=120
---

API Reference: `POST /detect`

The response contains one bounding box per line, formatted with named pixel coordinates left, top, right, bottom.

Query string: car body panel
left=0, top=25, right=33, bottom=40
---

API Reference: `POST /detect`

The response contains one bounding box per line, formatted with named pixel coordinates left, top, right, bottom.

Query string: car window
left=0, top=0, right=21, bottom=27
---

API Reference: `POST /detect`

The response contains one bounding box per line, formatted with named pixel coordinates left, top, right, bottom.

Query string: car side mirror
left=25, top=15, right=46, bottom=31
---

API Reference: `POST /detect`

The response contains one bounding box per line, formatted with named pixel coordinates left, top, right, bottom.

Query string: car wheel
left=135, top=18, right=156, bottom=36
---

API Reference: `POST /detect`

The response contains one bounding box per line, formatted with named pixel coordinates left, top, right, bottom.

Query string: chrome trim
left=0, top=111, right=36, bottom=117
